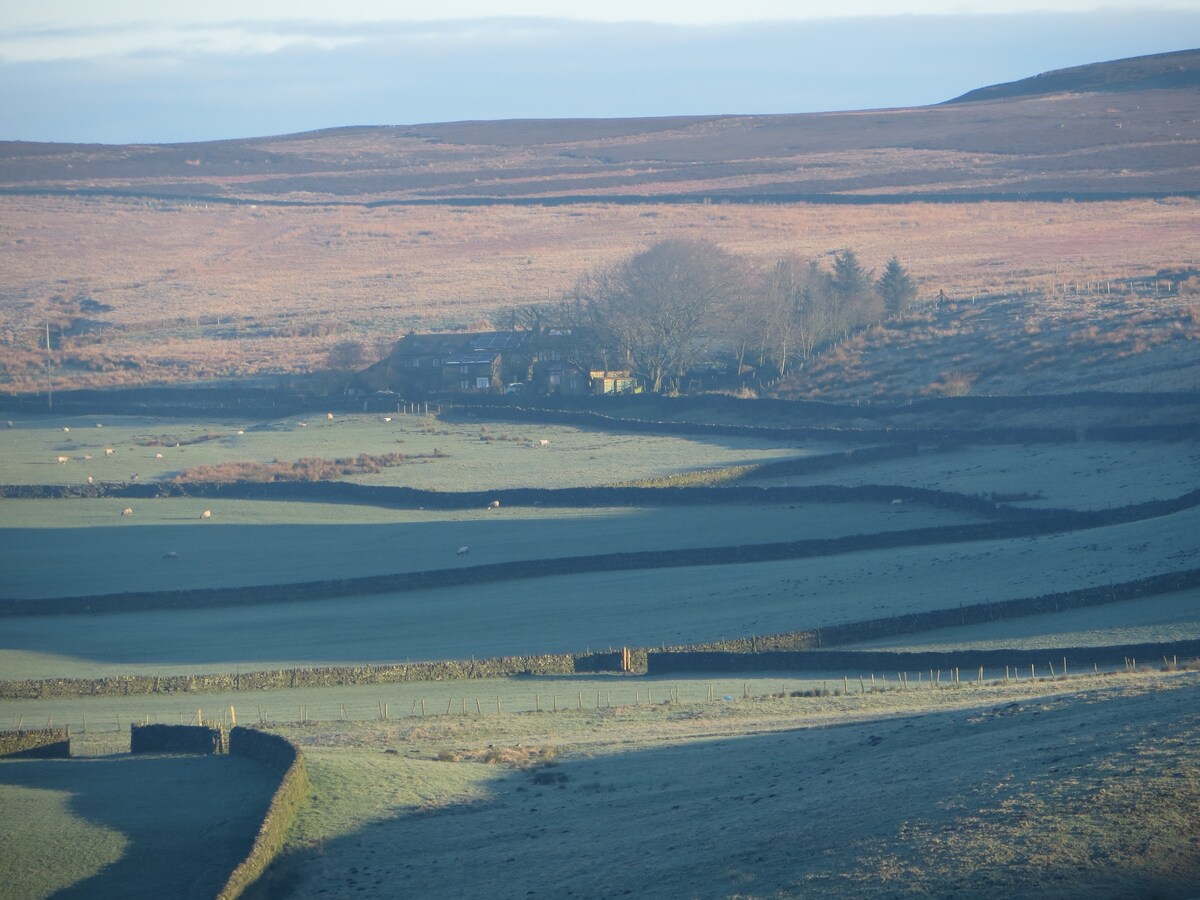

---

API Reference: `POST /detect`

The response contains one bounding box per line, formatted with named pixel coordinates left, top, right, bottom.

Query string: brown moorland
left=0, top=50, right=1197, bottom=395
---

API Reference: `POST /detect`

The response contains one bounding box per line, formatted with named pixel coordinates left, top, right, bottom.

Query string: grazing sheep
left=456, top=546, right=470, bottom=556
left=200, top=509, right=212, bottom=520
left=327, top=412, right=334, bottom=420
left=891, top=498, right=904, bottom=505
left=121, top=507, right=133, bottom=517
left=383, top=416, right=392, bottom=423
left=154, top=452, right=164, bottom=459
left=105, top=448, right=115, bottom=456
left=56, top=455, right=69, bottom=464
left=95, top=423, right=103, bottom=428
left=86, top=476, right=93, bottom=484
left=5, top=421, right=12, bottom=428
left=298, top=421, right=308, bottom=427
left=538, top=439, right=550, bottom=448
left=163, top=551, right=178, bottom=560
left=237, top=430, right=245, bottom=435
left=62, top=426, right=70, bottom=433
left=488, top=500, right=500, bottom=509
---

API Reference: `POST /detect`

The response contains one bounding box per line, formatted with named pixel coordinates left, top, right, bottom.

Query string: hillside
left=1, top=50, right=1198, bottom=399
left=1, top=51, right=1198, bottom=205
left=946, top=47, right=1200, bottom=103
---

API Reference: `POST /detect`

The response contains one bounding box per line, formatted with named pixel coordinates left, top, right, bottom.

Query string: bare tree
left=577, top=240, right=744, bottom=393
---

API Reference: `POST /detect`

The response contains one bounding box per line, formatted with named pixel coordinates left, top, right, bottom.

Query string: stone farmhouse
left=351, top=330, right=637, bottom=398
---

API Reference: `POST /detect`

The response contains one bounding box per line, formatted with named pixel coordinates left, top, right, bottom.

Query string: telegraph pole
left=45, top=322, right=53, bottom=412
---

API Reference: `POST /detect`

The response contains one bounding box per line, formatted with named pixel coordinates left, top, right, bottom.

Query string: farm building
left=590, top=370, right=638, bottom=395
left=353, top=328, right=625, bottom=397
left=352, top=332, right=524, bottom=395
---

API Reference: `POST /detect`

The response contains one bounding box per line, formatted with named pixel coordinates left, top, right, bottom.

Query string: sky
left=2, top=1, right=1198, bottom=144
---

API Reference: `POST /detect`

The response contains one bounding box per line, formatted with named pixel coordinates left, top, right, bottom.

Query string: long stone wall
left=646, top=640, right=1200, bottom=676
left=130, top=723, right=227, bottom=754
left=218, top=728, right=309, bottom=900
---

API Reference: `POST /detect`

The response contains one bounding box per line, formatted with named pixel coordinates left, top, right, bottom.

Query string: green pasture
left=3, top=504, right=1196, bottom=680
left=0, top=498, right=986, bottom=599
left=746, top=439, right=1200, bottom=509
left=0, top=412, right=824, bottom=489
left=840, top=587, right=1200, bottom=652
left=1, top=675, right=857, bottom=752
left=0, top=753, right=277, bottom=899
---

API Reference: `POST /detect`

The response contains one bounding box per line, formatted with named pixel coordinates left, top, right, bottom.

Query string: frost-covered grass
left=0, top=413, right=820, bottom=490
left=0, top=753, right=277, bottom=900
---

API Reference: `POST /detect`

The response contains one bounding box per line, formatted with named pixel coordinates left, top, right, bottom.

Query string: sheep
left=488, top=500, right=500, bottom=509
left=56, top=455, right=69, bottom=464
left=62, top=426, right=70, bottom=433
left=163, top=551, right=178, bottom=560
left=891, top=498, right=904, bottom=505
left=86, top=475, right=93, bottom=485
left=154, top=452, right=164, bottom=459
left=105, top=448, right=115, bottom=456
left=121, top=507, right=133, bottom=517
left=456, top=546, right=470, bottom=556
left=5, top=421, right=12, bottom=428
left=95, top=423, right=102, bottom=428
left=130, top=473, right=139, bottom=481
left=200, top=509, right=212, bottom=520
left=327, top=412, right=334, bottom=420
left=383, top=416, right=392, bottom=423
left=538, top=439, right=550, bottom=448
left=298, top=421, right=308, bottom=427
left=236, top=430, right=245, bottom=436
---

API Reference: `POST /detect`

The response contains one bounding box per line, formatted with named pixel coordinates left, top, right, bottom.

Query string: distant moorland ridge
left=1, top=49, right=1198, bottom=204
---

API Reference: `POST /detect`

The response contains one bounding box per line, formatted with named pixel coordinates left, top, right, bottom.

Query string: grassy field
left=1, top=502, right=1195, bottom=680
left=0, top=752, right=278, bottom=899
left=250, top=671, right=1200, bottom=900
left=0, top=412, right=824, bottom=488
left=2, top=402, right=1197, bottom=898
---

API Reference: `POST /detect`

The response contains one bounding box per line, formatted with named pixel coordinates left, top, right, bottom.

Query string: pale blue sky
left=2, top=2, right=1197, bottom=143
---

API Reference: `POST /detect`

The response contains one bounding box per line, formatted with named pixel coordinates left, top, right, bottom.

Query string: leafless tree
left=577, top=240, right=745, bottom=393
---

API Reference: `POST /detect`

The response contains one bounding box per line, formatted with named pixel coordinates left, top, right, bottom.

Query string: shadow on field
left=0, top=754, right=277, bottom=899
left=255, top=683, right=1200, bottom=900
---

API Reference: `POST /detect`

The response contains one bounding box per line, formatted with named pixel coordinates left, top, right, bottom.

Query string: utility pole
left=45, top=322, right=53, bottom=412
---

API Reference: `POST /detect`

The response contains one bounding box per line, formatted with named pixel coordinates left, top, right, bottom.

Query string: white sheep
left=891, top=498, right=904, bottom=505
left=200, top=509, right=212, bottom=520
left=298, top=421, right=307, bottom=427
left=163, top=551, right=178, bottom=559
left=456, top=546, right=470, bottom=556
left=121, top=507, right=133, bottom=517
left=56, top=455, right=69, bottom=464
left=86, top=475, right=93, bottom=484
left=488, top=500, right=500, bottom=509
left=237, top=430, right=245, bottom=436
left=383, top=416, right=392, bottom=423
left=130, top=473, right=139, bottom=481
left=327, top=412, right=334, bottom=420
left=154, top=452, right=164, bottom=459
left=538, top=439, right=550, bottom=448
left=62, top=426, right=70, bottom=433
left=105, top=448, right=115, bottom=456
